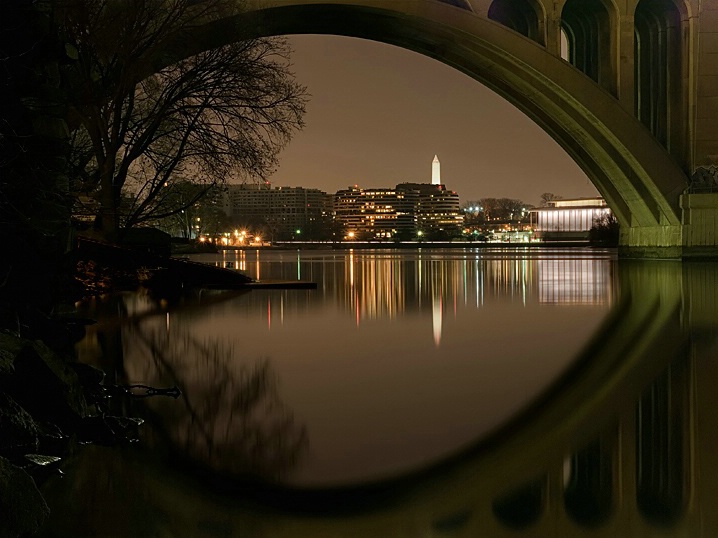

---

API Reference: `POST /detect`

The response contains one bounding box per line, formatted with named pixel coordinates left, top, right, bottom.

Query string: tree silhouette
left=124, top=321, right=307, bottom=481
left=540, top=192, right=563, bottom=206
left=59, top=0, right=307, bottom=239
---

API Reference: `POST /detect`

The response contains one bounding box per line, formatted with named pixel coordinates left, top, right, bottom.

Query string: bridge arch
left=162, top=0, right=690, bottom=250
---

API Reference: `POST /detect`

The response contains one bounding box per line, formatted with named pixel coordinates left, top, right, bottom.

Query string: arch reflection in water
left=636, top=344, right=690, bottom=526
left=563, top=436, right=614, bottom=527
left=492, top=476, right=545, bottom=529
left=43, top=255, right=718, bottom=537
left=492, top=332, right=695, bottom=535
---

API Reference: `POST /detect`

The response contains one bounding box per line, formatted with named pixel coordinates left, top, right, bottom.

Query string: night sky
left=267, top=34, right=600, bottom=208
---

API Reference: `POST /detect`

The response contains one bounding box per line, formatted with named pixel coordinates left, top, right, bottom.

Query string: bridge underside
left=168, top=0, right=718, bottom=258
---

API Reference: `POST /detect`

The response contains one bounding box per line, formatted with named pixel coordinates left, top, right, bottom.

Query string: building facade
left=530, top=197, right=612, bottom=241
left=333, top=182, right=464, bottom=240
left=396, top=182, right=464, bottom=238
left=224, top=183, right=332, bottom=239
left=333, top=186, right=418, bottom=239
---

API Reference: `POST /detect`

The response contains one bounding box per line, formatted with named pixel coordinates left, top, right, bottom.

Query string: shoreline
left=195, top=241, right=614, bottom=251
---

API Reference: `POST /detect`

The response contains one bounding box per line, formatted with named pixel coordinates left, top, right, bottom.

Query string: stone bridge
left=5, top=0, right=718, bottom=257
left=164, top=0, right=717, bottom=258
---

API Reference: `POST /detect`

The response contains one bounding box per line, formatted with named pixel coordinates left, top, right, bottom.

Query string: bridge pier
left=619, top=193, right=718, bottom=260
left=680, top=193, right=718, bottom=259
left=619, top=225, right=684, bottom=260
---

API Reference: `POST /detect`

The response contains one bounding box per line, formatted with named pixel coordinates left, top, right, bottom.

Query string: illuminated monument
left=333, top=156, right=462, bottom=239
left=396, top=155, right=463, bottom=236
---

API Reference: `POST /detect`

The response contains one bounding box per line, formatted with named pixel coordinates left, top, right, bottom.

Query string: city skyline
left=263, top=34, right=600, bottom=207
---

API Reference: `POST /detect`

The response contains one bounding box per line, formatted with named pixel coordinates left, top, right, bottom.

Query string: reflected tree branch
left=123, top=321, right=307, bottom=481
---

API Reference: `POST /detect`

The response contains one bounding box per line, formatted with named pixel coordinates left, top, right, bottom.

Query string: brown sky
left=267, top=34, right=600, bottom=208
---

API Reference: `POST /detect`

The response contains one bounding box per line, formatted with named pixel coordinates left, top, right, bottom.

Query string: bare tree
left=153, top=181, right=227, bottom=238
left=59, top=0, right=307, bottom=239
left=478, top=198, right=498, bottom=221
left=540, top=192, right=562, bottom=206
left=496, top=197, right=528, bottom=220
left=476, top=197, right=528, bottom=222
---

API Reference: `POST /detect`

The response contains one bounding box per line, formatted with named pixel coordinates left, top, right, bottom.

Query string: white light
left=432, top=155, right=441, bottom=185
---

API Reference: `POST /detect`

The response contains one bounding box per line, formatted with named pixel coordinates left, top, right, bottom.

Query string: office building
left=396, top=182, right=464, bottom=236
left=224, top=183, right=332, bottom=239
left=333, top=186, right=418, bottom=239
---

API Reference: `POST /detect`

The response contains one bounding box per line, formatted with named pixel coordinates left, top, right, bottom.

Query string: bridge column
left=619, top=225, right=684, bottom=259
left=543, top=2, right=565, bottom=58
left=694, top=0, right=718, bottom=171
left=680, top=193, right=718, bottom=259
left=617, top=11, right=636, bottom=112
left=618, top=195, right=718, bottom=259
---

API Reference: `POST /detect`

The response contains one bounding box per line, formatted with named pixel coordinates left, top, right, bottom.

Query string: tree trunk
left=95, top=162, right=120, bottom=242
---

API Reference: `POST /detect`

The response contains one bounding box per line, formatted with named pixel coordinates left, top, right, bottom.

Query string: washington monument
left=432, top=155, right=441, bottom=185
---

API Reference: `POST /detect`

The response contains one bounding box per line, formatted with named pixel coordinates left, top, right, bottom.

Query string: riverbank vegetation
left=589, top=213, right=620, bottom=246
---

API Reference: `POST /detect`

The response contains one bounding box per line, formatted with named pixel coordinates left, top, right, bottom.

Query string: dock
left=202, top=279, right=317, bottom=290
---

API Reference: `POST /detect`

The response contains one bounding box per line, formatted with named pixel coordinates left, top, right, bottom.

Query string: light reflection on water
left=41, top=249, right=718, bottom=537
left=43, top=250, right=718, bottom=538
left=193, top=247, right=616, bottom=318
left=74, top=248, right=615, bottom=486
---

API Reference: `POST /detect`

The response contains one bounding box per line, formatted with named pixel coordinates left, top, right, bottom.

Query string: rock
left=0, top=333, right=24, bottom=379
left=0, top=334, right=88, bottom=430
left=0, top=393, right=41, bottom=456
left=0, top=456, right=49, bottom=538
left=76, top=415, right=143, bottom=446
left=0, top=350, right=15, bottom=378
left=20, top=454, right=65, bottom=486
left=68, top=362, right=105, bottom=387
left=23, top=454, right=61, bottom=467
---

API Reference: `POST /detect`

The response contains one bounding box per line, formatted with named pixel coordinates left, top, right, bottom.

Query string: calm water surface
left=77, top=248, right=616, bottom=484
left=39, top=248, right=718, bottom=537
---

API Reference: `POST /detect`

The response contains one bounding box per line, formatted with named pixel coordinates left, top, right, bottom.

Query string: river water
left=38, top=248, right=718, bottom=537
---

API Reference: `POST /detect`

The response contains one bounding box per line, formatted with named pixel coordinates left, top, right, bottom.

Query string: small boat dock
left=205, top=280, right=317, bottom=290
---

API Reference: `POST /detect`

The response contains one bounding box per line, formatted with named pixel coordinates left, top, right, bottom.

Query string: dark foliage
left=589, top=212, right=619, bottom=246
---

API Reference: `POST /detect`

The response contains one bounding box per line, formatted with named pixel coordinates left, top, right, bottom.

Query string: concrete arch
left=161, top=0, right=690, bottom=249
